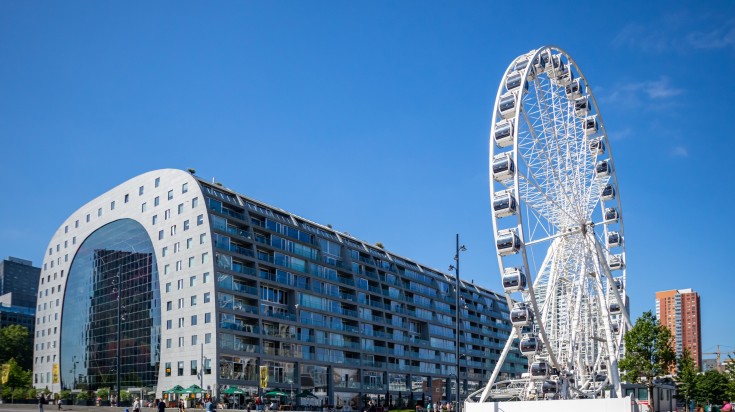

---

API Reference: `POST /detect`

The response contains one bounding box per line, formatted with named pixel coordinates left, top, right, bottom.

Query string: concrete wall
left=465, top=397, right=636, bottom=412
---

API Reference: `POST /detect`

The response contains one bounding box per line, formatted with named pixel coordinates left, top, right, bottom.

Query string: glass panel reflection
left=60, top=219, right=161, bottom=391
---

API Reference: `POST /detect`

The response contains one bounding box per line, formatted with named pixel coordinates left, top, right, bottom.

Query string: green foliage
left=695, top=370, right=728, bottom=406
left=28, top=387, right=37, bottom=399
left=59, top=390, right=71, bottom=400
left=676, top=348, right=699, bottom=411
left=97, top=387, right=110, bottom=399
left=77, top=391, right=90, bottom=400
left=1, top=386, right=12, bottom=399
left=619, top=311, right=676, bottom=412
left=121, top=390, right=131, bottom=401
left=4, top=358, right=32, bottom=389
left=0, top=325, right=32, bottom=370
left=12, top=387, right=26, bottom=400
left=725, top=352, right=735, bottom=400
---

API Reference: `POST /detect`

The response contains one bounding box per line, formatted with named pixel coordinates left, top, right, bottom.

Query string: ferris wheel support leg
left=524, top=238, right=561, bottom=370
left=479, top=327, right=517, bottom=403
left=591, top=236, right=632, bottom=330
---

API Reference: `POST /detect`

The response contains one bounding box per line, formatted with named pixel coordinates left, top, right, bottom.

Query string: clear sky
left=1, top=1, right=733, bottom=359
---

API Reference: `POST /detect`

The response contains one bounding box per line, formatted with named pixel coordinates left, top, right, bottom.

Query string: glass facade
left=60, top=219, right=161, bottom=391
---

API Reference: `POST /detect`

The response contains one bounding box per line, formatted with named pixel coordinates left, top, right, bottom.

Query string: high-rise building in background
left=0, top=256, right=40, bottom=333
left=33, top=169, right=526, bottom=407
left=655, top=288, right=701, bottom=370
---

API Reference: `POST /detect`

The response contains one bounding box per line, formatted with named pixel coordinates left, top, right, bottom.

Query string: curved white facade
left=33, top=169, right=217, bottom=396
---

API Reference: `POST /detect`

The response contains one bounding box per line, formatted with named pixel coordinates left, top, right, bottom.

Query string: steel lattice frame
left=477, top=46, right=632, bottom=402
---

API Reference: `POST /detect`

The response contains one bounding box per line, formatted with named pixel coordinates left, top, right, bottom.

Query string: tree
left=676, top=348, right=699, bottom=411
left=0, top=325, right=32, bottom=370
left=724, top=353, right=735, bottom=402
left=4, top=358, right=32, bottom=389
left=695, top=370, right=727, bottom=407
left=619, top=311, right=676, bottom=412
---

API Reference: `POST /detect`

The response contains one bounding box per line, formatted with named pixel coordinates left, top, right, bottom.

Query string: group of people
left=694, top=400, right=733, bottom=412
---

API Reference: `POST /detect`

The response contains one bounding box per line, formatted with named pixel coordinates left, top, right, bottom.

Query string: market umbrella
left=185, top=385, right=205, bottom=394
left=264, top=391, right=289, bottom=397
left=295, top=390, right=318, bottom=399
left=222, top=387, right=246, bottom=395
left=164, top=385, right=187, bottom=394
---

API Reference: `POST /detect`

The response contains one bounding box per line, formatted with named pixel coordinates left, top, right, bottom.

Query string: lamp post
left=448, top=234, right=465, bottom=412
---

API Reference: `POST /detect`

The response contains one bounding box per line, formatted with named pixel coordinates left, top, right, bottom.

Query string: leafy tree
left=676, top=348, right=699, bottom=411
left=4, top=358, right=32, bottom=389
left=0, top=325, right=32, bottom=369
left=695, top=370, right=727, bottom=407
left=619, top=311, right=676, bottom=412
left=725, top=352, right=735, bottom=401
left=59, top=390, right=71, bottom=400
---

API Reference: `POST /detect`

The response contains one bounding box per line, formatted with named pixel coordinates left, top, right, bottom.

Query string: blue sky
left=1, top=1, right=733, bottom=359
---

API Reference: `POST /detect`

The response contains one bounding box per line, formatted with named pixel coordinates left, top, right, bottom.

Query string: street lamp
left=448, top=234, right=466, bottom=412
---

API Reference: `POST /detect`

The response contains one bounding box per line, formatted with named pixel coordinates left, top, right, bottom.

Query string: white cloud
left=599, top=76, right=684, bottom=109
left=613, top=14, right=735, bottom=53
left=670, top=146, right=688, bottom=158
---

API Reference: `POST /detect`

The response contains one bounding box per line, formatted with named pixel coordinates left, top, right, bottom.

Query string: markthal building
left=33, top=169, right=525, bottom=407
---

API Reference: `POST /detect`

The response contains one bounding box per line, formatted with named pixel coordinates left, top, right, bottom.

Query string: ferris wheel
left=477, top=46, right=632, bottom=402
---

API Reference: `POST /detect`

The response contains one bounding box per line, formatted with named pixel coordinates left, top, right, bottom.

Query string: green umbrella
left=264, top=391, right=289, bottom=397
left=185, top=385, right=205, bottom=394
left=222, top=387, right=246, bottom=395
left=164, top=385, right=187, bottom=394
left=295, top=390, right=318, bottom=399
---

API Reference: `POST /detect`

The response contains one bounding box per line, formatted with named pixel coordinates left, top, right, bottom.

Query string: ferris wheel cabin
left=530, top=359, right=550, bottom=379
left=609, top=302, right=622, bottom=314
left=574, top=96, right=590, bottom=117
left=607, top=231, right=623, bottom=247
left=498, top=92, right=517, bottom=120
left=502, top=267, right=526, bottom=292
left=520, top=334, right=541, bottom=355
left=601, top=183, right=616, bottom=201
left=542, top=380, right=559, bottom=395
left=492, top=153, right=516, bottom=181
left=565, top=78, right=584, bottom=100
left=493, top=191, right=517, bottom=218
left=608, top=254, right=625, bottom=270
left=496, top=230, right=522, bottom=255
left=611, top=322, right=620, bottom=333
left=589, top=138, right=605, bottom=155
left=510, top=302, right=534, bottom=326
left=604, top=207, right=619, bottom=222
left=584, top=115, right=599, bottom=136
left=493, top=120, right=514, bottom=148
left=595, top=159, right=612, bottom=178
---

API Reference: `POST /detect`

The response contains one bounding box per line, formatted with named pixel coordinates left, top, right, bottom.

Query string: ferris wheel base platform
left=466, top=397, right=641, bottom=412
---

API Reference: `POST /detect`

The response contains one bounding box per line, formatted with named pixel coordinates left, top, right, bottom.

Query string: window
left=168, top=190, right=174, bottom=200
left=98, top=208, right=102, bottom=217
left=86, top=214, right=90, bottom=222
left=174, top=242, right=181, bottom=253
left=110, top=201, right=115, bottom=210
left=191, top=295, right=198, bottom=306
left=155, top=177, right=160, bottom=187
left=166, top=339, right=172, bottom=349
left=164, top=265, right=170, bottom=275
left=178, top=317, right=185, bottom=327
left=165, top=282, right=172, bottom=293
left=165, top=362, right=172, bottom=376
left=165, top=209, right=171, bottom=220
left=64, top=225, right=68, bottom=234
left=139, top=186, right=144, bottom=195
left=178, top=337, right=184, bottom=347
left=202, top=252, right=209, bottom=264
left=190, top=276, right=197, bottom=287
left=166, top=320, right=172, bottom=329
left=197, top=214, right=204, bottom=225
left=155, top=196, right=160, bottom=207
left=204, top=313, right=211, bottom=323
left=162, top=246, right=168, bottom=257
left=184, top=220, right=190, bottom=231
left=178, top=204, right=184, bottom=214
left=191, top=315, right=198, bottom=326
left=171, top=225, right=177, bottom=236
left=178, top=361, right=184, bottom=376
left=152, top=215, right=158, bottom=225
left=187, top=238, right=193, bottom=249
left=178, top=298, right=184, bottom=309
left=178, top=279, right=184, bottom=290
left=200, top=233, right=207, bottom=244
left=166, top=301, right=172, bottom=311
left=182, top=183, right=189, bottom=193
left=141, top=202, right=147, bottom=212
left=176, top=261, right=182, bottom=271
left=205, top=333, right=212, bottom=344
left=192, top=197, right=199, bottom=208
left=191, top=335, right=198, bottom=346
left=188, top=256, right=195, bottom=268
left=203, top=272, right=210, bottom=283
left=204, top=292, right=211, bottom=303
left=159, top=230, right=164, bottom=240
left=124, top=194, right=129, bottom=203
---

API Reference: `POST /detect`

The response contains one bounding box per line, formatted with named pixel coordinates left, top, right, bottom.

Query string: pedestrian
left=180, top=399, right=187, bottom=412
left=158, top=398, right=167, bottom=412
left=39, top=394, right=46, bottom=412
left=722, top=400, right=733, bottom=412
left=58, top=398, right=62, bottom=410
left=134, top=398, right=141, bottom=412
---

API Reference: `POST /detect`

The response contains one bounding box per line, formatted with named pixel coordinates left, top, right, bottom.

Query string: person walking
left=133, top=398, right=141, bottom=412
left=158, top=398, right=167, bottom=412
left=722, top=400, right=733, bottom=412
left=38, top=394, right=46, bottom=412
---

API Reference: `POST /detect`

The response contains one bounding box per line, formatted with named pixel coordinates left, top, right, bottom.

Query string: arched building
left=33, top=169, right=526, bottom=406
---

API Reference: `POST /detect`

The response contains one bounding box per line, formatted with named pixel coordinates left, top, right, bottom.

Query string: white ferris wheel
left=477, top=46, right=632, bottom=402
